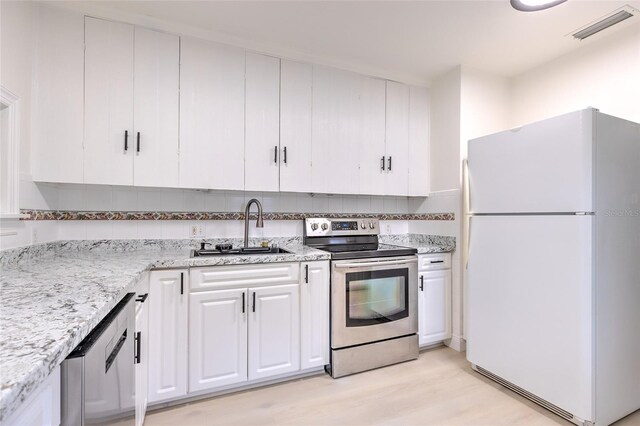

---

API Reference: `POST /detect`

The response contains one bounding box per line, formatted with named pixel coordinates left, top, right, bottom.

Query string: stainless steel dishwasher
left=61, top=293, right=136, bottom=425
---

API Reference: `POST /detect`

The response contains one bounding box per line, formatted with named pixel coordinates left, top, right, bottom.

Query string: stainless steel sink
left=191, top=246, right=292, bottom=257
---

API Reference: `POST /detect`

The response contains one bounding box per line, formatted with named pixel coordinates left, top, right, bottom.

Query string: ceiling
left=69, top=0, right=640, bottom=85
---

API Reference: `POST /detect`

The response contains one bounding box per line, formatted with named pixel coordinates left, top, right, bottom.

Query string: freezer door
left=466, top=215, right=593, bottom=422
left=468, top=108, right=594, bottom=213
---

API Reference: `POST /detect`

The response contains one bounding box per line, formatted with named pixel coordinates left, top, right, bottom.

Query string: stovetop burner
left=303, top=217, right=417, bottom=260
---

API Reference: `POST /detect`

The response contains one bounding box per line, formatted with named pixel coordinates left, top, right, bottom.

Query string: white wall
left=429, top=67, right=461, bottom=193
left=511, top=23, right=640, bottom=126
left=460, top=67, right=511, bottom=160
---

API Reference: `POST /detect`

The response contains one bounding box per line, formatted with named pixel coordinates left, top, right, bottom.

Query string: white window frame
left=0, top=86, right=28, bottom=218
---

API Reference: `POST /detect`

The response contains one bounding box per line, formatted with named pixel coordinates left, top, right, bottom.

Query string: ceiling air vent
left=570, top=5, right=638, bottom=40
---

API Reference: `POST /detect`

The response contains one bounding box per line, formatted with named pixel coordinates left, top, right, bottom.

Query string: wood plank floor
left=145, top=347, right=640, bottom=426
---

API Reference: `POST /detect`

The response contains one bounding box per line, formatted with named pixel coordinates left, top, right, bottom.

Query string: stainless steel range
left=304, top=217, right=419, bottom=378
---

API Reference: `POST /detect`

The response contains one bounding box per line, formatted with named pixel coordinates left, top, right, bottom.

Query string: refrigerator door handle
left=463, top=159, right=471, bottom=270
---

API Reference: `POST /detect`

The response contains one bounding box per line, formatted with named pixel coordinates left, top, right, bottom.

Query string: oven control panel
left=304, top=218, right=379, bottom=237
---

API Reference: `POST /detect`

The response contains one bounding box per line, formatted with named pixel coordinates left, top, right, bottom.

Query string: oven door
left=331, top=256, right=418, bottom=349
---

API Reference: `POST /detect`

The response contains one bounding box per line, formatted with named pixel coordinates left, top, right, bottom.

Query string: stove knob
left=360, top=223, right=366, bottom=229
left=369, top=221, right=375, bottom=229
left=310, top=223, right=319, bottom=231
left=321, top=223, right=328, bottom=231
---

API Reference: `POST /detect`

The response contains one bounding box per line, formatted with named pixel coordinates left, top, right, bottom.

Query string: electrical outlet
left=190, top=224, right=204, bottom=238
left=385, top=224, right=391, bottom=234
left=31, top=228, right=39, bottom=244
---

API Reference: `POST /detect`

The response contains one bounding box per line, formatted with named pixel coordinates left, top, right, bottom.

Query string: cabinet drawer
left=418, top=253, right=451, bottom=271
left=190, top=263, right=300, bottom=291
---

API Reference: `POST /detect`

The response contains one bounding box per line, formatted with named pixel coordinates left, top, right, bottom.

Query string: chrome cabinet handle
left=387, top=156, right=392, bottom=171
left=274, top=146, right=278, bottom=163
left=283, top=146, right=287, bottom=164
left=136, top=132, right=141, bottom=153
left=252, top=292, right=256, bottom=313
left=124, top=130, right=129, bottom=151
left=381, top=156, right=386, bottom=171
left=242, top=292, right=245, bottom=313
left=419, top=275, right=424, bottom=291
left=304, top=264, right=309, bottom=283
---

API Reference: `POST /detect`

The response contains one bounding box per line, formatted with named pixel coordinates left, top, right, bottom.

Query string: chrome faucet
left=244, top=198, right=264, bottom=248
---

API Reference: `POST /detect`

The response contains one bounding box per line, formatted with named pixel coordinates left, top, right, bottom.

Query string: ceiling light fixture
left=511, top=0, right=568, bottom=12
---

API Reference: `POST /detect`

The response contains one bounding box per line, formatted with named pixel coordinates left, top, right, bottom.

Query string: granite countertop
left=0, top=237, right=328, bottom=422
left=0, top=233, right=454, bottom=421
left=379, top=234, right=456, bottom=254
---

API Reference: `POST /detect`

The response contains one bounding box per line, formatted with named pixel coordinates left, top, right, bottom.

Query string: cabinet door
left=279, top=60, right=313, bottom=193
left=245, top=52, right=281, bottom=192
left=31, top=4, right=84, bottom=184
left=358, top=76, right=386, bottom=196
left=134, top=274, right=149, bottom=426
left=408, top=86, right=430, bottom=196
left=418, top=270, right=451, bottom=346
left=179, top=37, right=245, bottom=190
left=148, top=270, right=188, bottom=403
left=84, top=17, right=134, bottom=185
left=384, top=81, right=410, bottom=196
left=300, top=262, right=330, bottom=370
left=311, top=66, right=362, bottom=195
left=248, top=284, right=300, bottom=380
left=133, top=27, right=180, bottom=188
left=4, top=366, right=60, bottom=426
left=189, top=288, right=248, bottom=392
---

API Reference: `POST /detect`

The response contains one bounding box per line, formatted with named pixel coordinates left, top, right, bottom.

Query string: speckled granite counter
left=379, top=234, right=456, bottom=254
left=0, top=238, right=328, bottom=422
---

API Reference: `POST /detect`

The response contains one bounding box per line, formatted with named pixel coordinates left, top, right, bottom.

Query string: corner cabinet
left=418, top=253, right=452, bottom=347
left=148, top=269, right=188, bottom=404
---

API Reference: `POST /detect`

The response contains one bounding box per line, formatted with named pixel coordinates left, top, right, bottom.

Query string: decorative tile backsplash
left=20, top=210, right=455, bottom=221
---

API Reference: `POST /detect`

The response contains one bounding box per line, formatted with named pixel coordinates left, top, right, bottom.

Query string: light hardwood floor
left=145, top=347, right=640, bottom=426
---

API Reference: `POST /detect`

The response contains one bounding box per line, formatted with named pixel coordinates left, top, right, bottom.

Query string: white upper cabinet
left=311, top=66, right=362, bottom=195
left=358, top=77, right=387, bottom=196
left=384, top=81, right=410, bottom=196
left=180, top=37, right=245, bottom=190
left=84, top=17, right=135, bottom=185
left=245, top=53, right=281, bottom=192
left=31, top=9, right=430, bottom=196
left=31, top=4, right=84, bottom=184
left=408, top=86, right=431, bottom=196
left=133, top=27, right=180, bottom=188
left=279, top=60, right=313, bottom=193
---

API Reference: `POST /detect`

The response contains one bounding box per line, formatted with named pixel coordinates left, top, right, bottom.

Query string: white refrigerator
left=466, top=108, right=640, bottom=426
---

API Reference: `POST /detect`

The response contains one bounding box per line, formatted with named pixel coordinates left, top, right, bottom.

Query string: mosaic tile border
left=20, top=210, right=455, bottom=221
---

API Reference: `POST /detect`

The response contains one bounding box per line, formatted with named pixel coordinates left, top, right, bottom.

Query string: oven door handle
left=333, top=258, right=416, bottom=269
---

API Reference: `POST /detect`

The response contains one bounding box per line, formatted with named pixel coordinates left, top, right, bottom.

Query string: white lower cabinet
left=3, top=366, right=60, bottom=426
left=248, top=284, right=300, bottom=380
left=148, top=269, right=188, bottom=404
left=148, top=261, right=329, bottom=404
left=300, top=261, right=330, bottom=369
left=189, top=288, right=248, bottom=392
left=418, top=254, right=452, bottom=347
left=134, top=273, right=149, bottom=426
